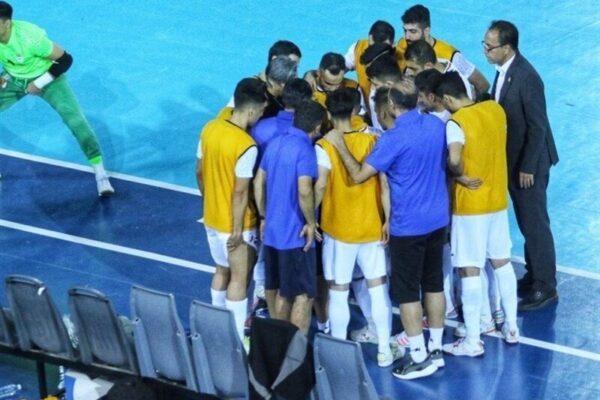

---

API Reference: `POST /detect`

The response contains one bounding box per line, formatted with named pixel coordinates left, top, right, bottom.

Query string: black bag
left=99, top=378, right=157, bottom=400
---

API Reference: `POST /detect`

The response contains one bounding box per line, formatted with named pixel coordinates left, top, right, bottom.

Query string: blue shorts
left=264, top=245, right=317, bottom=299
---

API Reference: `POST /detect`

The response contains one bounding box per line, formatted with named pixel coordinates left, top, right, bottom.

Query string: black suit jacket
left=493, top=52, right=559, bottom=176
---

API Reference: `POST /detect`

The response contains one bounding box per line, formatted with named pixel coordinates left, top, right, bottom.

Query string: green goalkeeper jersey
left=0, top=20, right=53, bottom=79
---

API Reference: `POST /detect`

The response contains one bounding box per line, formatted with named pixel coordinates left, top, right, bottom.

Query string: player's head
left=359, top=43, right=394, bottom=67
left=318, top=52, right=347, bottom=92
left=404, top=40, right=436, bottom=77
left=282, top=78, right=313, bottom=111
left=401, top=4, right=431, bottom=44
left=414, top=69, right=443, bottom=112
left=484, top=20, right=518, bottom=65
left=325, top=87, right=361, bottom=122
left=0, top=2, right=12, bottom=20
left=268, top=40, right=302, bottom=64
left=368, top=20, right=395, bottom=45
left=373, top=84, right=417, bottom=130
left=0, top=1, right=12, bottom=42
left=366, top=55, right=403, bottom=90
left=265, top=56, right=298, bottom=97
left=233, top=77, right=268, bottom=126
left=293, top=100, right=325, bottom=138
left=434, top=71, right=469, bottom=113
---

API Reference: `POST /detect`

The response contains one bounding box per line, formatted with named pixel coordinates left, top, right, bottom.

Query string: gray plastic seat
left=130, top=285, right=197, bottom=391
left=68, top=286, right=138, bottom=373
left=0, top=306, right=16, bottom=347
left=189, top=300, right=248, bottom=399
left=5, top=275, right=75, bottom=359
left=313, top=333, right=380, bottom=400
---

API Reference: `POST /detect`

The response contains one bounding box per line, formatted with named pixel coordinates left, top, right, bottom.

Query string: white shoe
left=390, top=331, right=410, bottom=348
left=96, top=175, right=114, bottom=197
left=350, top=326, right=378, bottom=344
left=454, top=319, right=496, bottom=338
left=377, top=345, right=404, bottom=367
left=501, top=324, right=520, bottom=344
left=443, top=338, right=485, bottom=357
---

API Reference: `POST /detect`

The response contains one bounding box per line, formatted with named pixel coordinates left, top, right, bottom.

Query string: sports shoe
left=392, top=354, right=438, bottom=380
left=96, top=176, right=114, bottom=197
left=350, top=325, right=378, bottom=344
left=445, top=307, right=459, bottom=319
left=501, top=324, right=520, bottom=344
left=454, top=319, right=496, bottom=338
left=390, top=331, right=410, bottom=348
left=377, top=345, right=405, bottom=367
left=429, top=349, right=445, bottom=368
left=443, top=338, right=484, bottom=357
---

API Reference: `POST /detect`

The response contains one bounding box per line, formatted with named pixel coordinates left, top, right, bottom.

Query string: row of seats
left=0, top=275, right=387, bottom=400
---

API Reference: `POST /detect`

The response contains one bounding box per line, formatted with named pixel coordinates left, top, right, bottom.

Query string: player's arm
left=314, top=144, right=331, bottom=209
left=451, top=52, right=490, bottom=96
left=28, top=43, right=73, bottom=94
left=253, top=168, right=267, bottom=240
left=446, top=120, right=481, bottom=189
left=227, top=146, right=258, bottom=251
left=324, top=129, right=377, bottom=184
left=195, top=158, right=203, bottom=195
left=468, top=68, right=490, bottom=96
left=379, top=173, right=391, bottom=245
left=298, top=176, right=317, bottom=252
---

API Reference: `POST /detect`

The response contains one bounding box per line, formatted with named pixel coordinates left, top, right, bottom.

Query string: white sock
left=442, top=244, right=455, bottom=313
left=408, top=334, right=427, bottom=363
left=352, top=279, right=375, bottom=331
left=328, top=290, right=350, bottom=339
left=480, top=269, right=492, bottom=323
left=92, top=162, right=107, bottom=179
left=428, top=327, right=444, bottom=351
left=461, top=276, right=482, bottom=345
left=210, top=289, right=226, bottom=307
left=488, top=266, right=502, bottom=312
left=225, top=298, right=248, bottom=341
left=494, top=262, right=518, bottom=328
left=368, top=284, right=392, bottom=354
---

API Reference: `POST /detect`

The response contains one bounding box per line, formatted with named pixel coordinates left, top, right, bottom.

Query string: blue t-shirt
left=251, top=110, right=294, bottom=157
left=366, top=109, right=449, bottom=236
left=260, top=126, right=317, bottom=250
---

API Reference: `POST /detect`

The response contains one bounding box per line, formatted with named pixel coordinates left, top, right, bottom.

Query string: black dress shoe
left=517, top=278, right=533, bottom=298
left=518, top=288, right=558, bottom=311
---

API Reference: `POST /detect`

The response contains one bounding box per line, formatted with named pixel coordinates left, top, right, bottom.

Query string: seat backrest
left=5, top=275, right=75, bottom=358
left=68, top=287, right=138, bottom=373
left=130, top=285, right=197, bottom=391
left=313, top=334, right=379, bottom=400
left=189, top=300, right=248, bottom=399
left=0, top=307, right=16, bottom=347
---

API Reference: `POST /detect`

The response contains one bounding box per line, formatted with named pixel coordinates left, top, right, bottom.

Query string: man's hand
left=323, top=129, right=345, bottom=148
left=456, top=175, right=483, bottom=189
left=519, top=172, right=534, bottom=189
left=227, top=231, right=243, bottom=252
left=0, top=76, right=7, bottom=89
left=300, top=223, right=316, bottom=252
left=303, top=70, right=318, bottom=91
left=381, top=221, right=390, bottom=246
left=26, top=82, right=42, bottom=95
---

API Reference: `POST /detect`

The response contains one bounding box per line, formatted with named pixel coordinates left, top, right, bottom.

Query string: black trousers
left=508, top=172, right=557, bottom=290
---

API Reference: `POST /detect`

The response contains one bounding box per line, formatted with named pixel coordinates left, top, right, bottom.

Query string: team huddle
left=197, top=4, right=559, bottom=381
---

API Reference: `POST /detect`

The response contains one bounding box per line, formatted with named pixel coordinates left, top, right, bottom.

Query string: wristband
left=32, top=72, right=54, bottom=90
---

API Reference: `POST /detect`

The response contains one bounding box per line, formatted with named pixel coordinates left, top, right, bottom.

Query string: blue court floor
left=1, top=0, right=600, bottom=398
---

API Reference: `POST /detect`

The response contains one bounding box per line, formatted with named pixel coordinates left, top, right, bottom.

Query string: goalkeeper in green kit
left=0, top=1, right=113, bottom=196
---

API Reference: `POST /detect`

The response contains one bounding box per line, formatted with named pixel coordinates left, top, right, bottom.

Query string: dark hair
left=373, top=86, right=417, bottom=112
left=0, top=1, right=12, bottom=20
left=319, top=52, right=347, bottom=75
left=489, top=20, right=519, bottom=50
left=405, top=40, right=436, bottom=66
left=293, top=100, right=325, bottom=133
left=266, top=56, right=298, bottom=85
left=401, top=5, right=430, bottom=28
left=282, top=78, right=313, bottom=110
left=268, top=40, right=302, bottom=61
left=366, top=55, right=402, bottom=82
left=369, top=20, right=395, bottom=44
left=325, top=88, right=360, bottom=120
left=360, top=43, right=394, bottom=66
left=414, top=69, right=443, bottom=94
left=434, top=71, right=468, bottom=99
left=234, top=78, right=267, bottom=109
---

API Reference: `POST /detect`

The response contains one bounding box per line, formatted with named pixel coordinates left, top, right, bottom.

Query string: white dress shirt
left=494, top=54, right=516, bottom=101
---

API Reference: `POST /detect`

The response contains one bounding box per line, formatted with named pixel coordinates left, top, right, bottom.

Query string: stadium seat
left=313, top=333, right=382, bottom=400
left=129, top=285, right=197, bottom=391
left=0, top=306, right=16, bottom=348
left=189, top=300, right=248, bottom=399
left=68, top=286, right=138, bottom=373
left=4, top=274, right=76, bottom=360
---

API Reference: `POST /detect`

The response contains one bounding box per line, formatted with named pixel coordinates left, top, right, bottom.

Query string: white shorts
left=205, top=226, right=259, bottom=267
left=451, top=210, right=512, bottom=269
left=322, top=234, right=387, bottom=285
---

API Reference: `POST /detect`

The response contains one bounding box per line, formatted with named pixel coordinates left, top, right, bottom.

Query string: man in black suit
left=483, top=20, right=559, bottom=311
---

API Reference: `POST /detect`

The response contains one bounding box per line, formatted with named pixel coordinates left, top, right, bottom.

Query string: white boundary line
left=2, top=148, right=599, bottom=281
left=0, top=148, right=201, bottom=196
left=1, top=217, right=600, bottom=362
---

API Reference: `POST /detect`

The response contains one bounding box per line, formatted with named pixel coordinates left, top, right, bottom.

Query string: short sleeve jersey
left=0, top=21, right=53, bottom=78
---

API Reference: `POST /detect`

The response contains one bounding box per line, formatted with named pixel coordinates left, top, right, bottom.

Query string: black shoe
left=392, top=355, right=438, bottom=380
left=518, top=288, right=558, bottom=311
left=517, top=276, right=534, bottom=298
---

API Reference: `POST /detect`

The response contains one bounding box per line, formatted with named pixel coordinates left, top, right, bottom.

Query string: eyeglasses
left=481, top=40, right=505, bottom=52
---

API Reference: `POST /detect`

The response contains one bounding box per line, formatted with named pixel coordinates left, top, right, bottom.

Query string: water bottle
left=0, top=384, right=21, bottom=399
